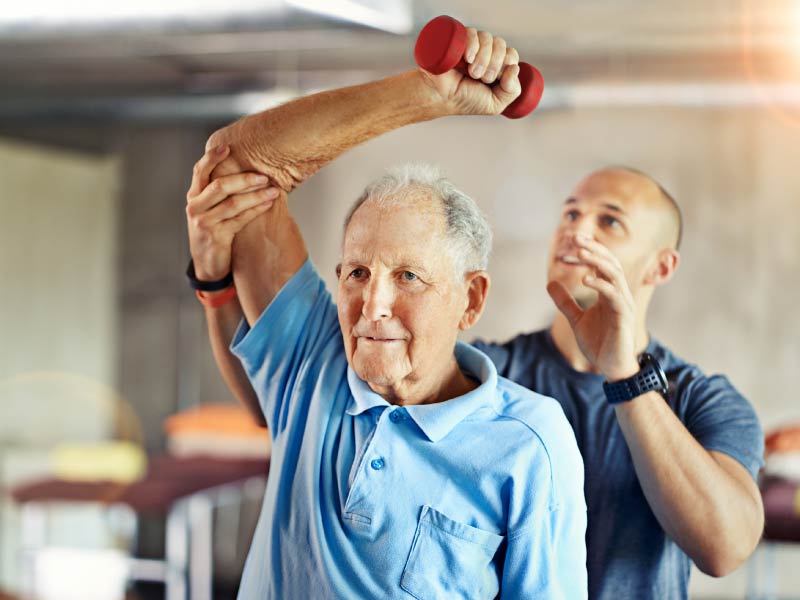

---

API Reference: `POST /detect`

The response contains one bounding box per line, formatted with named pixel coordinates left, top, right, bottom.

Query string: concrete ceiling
left=0, top=0, right=798, bottom=120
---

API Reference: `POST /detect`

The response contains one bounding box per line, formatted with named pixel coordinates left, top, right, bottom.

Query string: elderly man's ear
left=459, top=272, right=491, bottom=330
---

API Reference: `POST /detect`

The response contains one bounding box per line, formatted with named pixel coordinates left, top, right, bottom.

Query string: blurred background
left=1, top=0, right=799, bottom=598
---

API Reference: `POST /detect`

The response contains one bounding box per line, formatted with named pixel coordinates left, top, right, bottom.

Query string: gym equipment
left=414, top=15, right=544, bottom=119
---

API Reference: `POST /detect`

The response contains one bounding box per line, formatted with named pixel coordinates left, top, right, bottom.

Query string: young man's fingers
left=546, top=280, right=584, bottom=326
left=582, top=275, right=629, bottom=315
left=188, top=145, right=229, bottom=199
left=576, top=248, right=626, bottom=288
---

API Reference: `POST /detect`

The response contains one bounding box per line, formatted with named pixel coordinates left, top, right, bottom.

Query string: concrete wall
left=0, top=138, right=120, bottom=591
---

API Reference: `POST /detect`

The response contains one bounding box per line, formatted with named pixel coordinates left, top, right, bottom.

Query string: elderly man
left=185, top=28, right=587, bottom=599
left=473, top=168, right=764, bottom=599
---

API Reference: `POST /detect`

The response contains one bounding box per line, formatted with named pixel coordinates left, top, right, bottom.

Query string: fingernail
left=485, top=70, right=496, bottom=81
left=472, top=66, right=484, bottom=78
left=585, top=275, right=594, bottom=282
left=254, top=174, right=269, bottom=183
left=215, top=144, right=228, bottom=155
left=264, top=187, right=279, bottom=198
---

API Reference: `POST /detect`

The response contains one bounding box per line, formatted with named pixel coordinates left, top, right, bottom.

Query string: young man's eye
left=565, top=210, right=580, bottom=221
left=601, top=215, right=621, bottom=229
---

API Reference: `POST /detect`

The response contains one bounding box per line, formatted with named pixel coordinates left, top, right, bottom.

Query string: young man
left=473, top=167, right=764, bottom=598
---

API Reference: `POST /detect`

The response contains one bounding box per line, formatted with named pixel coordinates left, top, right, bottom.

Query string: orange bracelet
left=196, top=285, right=237, bottom=308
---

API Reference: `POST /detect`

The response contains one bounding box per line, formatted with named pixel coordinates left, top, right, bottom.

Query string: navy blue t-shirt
left=473, top=330, right=764, bottom=600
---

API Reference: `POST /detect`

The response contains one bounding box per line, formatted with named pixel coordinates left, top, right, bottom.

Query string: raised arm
left=547, top=234, right=764, bottom=576
left=187, top=29, right=522, bottom=417
left=210, top=57, right=521, bottom=323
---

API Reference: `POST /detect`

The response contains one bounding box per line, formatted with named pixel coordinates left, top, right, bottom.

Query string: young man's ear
left=645, top=248, right=680, bottom=287
left=459, top=271, right=491, bottom=330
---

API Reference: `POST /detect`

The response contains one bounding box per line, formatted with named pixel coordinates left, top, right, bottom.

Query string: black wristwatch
left=185, top=259, right=234, bottom=292
left=602, top=353, right=668, bottom=404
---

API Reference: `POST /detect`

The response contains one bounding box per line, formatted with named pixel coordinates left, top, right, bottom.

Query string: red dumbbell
left=414, top=15, right=544, bottom=119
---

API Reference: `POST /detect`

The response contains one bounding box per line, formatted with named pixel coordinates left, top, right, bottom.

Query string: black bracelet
left=186, top=259, right=234, bottom=292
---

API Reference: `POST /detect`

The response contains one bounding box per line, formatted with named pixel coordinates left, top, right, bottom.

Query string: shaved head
left=601, top=166, right=683, bottom=250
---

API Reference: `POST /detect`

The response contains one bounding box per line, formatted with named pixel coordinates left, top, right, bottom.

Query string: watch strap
left=603, top=354, right=667, bottom=404
left=186, top=259, right=234, bottom=292
left=195, top=286, right=237, bottom=308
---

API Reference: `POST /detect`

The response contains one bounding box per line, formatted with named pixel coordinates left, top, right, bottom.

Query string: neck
left=549, top=310, right=651, bottom=374
left=369, top=355, right=478, bottom=406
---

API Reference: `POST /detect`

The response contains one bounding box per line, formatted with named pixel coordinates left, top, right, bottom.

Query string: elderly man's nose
left=362, top=279, right=393, bottom=320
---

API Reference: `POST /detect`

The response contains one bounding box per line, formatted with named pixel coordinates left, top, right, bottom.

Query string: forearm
left=203, top=295, right=266, bottom=427
left=615, top=394, right=763, bottom=575
left=208, top=69, right=450, bottom=189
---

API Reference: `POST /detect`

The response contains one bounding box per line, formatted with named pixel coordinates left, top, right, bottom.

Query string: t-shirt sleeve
left=230, top=258, right=341, bottom=433
left=679, top=372, right=765, bottom=481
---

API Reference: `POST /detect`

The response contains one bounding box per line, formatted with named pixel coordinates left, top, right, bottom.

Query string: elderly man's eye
left=401, top=271, right=418, bottom=282
left=349, top=268, right=365, bottom=279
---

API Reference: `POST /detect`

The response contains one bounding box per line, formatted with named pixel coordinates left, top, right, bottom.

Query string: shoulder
left=492, top=376, right=584, bottom=502
left=494, top=376, right=569, bottom=433
left=472, top=329, right=552, bottom=376
left=650, top=338, right=747, bottom=404
left=473, top=329, right=548, bottom=354
left=493, top=377, right=578, bottom=458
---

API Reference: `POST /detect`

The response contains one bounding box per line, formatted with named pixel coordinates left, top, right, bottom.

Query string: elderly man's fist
left=415, top=18, right=536, bottom=117
left=415, top=15, right=543, bottom=118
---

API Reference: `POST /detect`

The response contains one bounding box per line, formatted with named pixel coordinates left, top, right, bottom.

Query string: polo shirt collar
left=345, top=341, right=498, bottom=443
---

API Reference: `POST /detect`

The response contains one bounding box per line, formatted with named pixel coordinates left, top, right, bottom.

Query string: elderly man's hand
left=418, top=27, right=522, bottom=116
left=186, top=144, right=281, bottom=282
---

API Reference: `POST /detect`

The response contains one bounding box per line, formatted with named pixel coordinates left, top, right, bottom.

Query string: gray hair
left=343, top=163, right=492, bottom=275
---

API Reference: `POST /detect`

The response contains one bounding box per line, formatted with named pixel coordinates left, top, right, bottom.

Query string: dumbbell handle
left=414, top=15, right=544, bottom=119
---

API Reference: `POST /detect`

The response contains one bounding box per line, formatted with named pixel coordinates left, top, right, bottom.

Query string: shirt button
left=389, top=410, right=405, bottom=423
left=370, top=457, right=385, bottom=471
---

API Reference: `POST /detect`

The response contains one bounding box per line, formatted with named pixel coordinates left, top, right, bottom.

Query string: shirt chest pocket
left=400, top=505, right=504, bottom=600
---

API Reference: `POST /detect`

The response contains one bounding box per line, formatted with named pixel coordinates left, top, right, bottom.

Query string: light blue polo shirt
left=231, top=259, right=587, bottom=599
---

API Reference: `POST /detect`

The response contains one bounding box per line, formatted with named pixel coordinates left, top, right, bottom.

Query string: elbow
left=697, top=553, right=745, bottom=578
left=694, top=525, right=763, bottom=578
left=695, top=488, right=765, bottom=578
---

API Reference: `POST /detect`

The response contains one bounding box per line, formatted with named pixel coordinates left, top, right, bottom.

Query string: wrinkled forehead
left=342, top=194, right=449, bottom=258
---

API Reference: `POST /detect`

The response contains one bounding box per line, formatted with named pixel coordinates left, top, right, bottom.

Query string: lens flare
left=740, top=0, right=800, bottom=127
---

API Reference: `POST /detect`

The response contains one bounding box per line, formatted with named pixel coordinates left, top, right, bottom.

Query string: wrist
left=409, top=69, right=457, bottom=119
left=196, top=286, right=237, bottom=309
left=186, top=259, right=233, bottom=292
left=604, top=359, right=641, bottom=382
